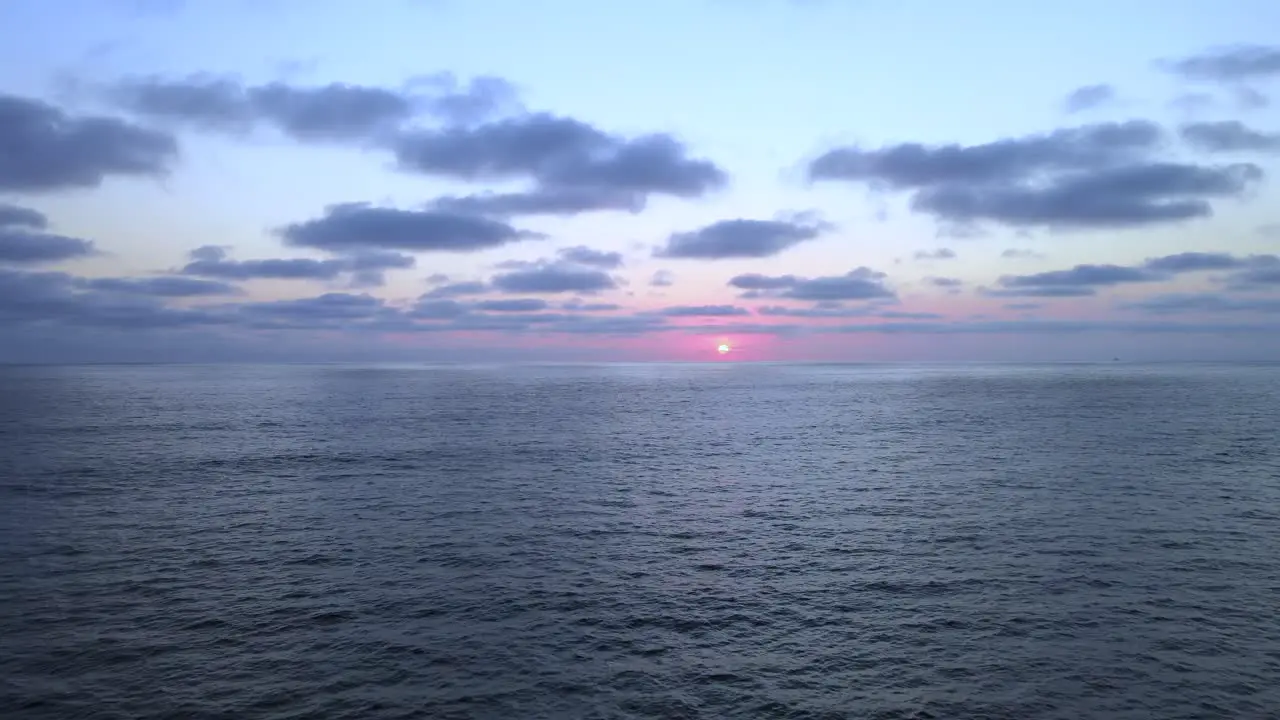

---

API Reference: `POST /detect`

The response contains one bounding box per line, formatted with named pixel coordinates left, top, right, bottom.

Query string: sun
left=717, top=343, right=731, bottom=355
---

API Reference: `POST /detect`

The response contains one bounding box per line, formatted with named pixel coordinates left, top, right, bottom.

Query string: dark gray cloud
left=914, top=248, right=956, bottom=260
left=656, top=217, right=828, bottom=259
left=1004, top=302, right=1042, bottom=311
left=424, top=280, right=489, bottom=298
left=911, top=162, right=1262, bottom=229
left=808, top=119, right=1262, bottom=229
left=230, top=292, right=397, bottom=330
left=0, top=93, right=177, bottom=193
left=82, top=275, right=241, bottom=297
left=1063, top=84, right=1116, bottom=113
left=981, top=286, right=1097, bottom=298
left=729, top=267, right=894, bottom=301
left=1180, top=120, right=1280, bottom=153
left=558, top=245, right=624, bottom=268
left=987, top=253, right=1278, bottom=297
left=0, top=204, right=47, bottom=229
left=394, top=113, right=726, bottom=209
left=1000, top=264, right=1164, bottom=288
left=410, top=298, right=470, bottom=319
left=490, top=263, right=618, bottom=294
left=649, top=270, right=675, bottom=287
left=659, top=305, right=750, bottom=317
left=784, top=268, right=894, bottom=301
left=728, top=272, right=801, bottom=290
left=1236, top=87, right=1271, bottom=110
left=0, top=267, right=225, bottom=329
left=1123, top=292, right=1280, bottom=315
left=1142, top=251, right=1249, bottom=272
left=279, top=203, right=540, bottom=253
left=1226, top=264, right=1280, bottom=289
left=430, top=188, right=645, bottom=217
left=106, top=73, right=518, bottom=142
left=809, top=120, right=1162, bottom=188
left=474, top=298, right=549, bottom=312
left=181, top=245, right=414, bottom=286
left=1164, top=45, right=1280, bottom=82
left=0, top=229, right=96, bottom=264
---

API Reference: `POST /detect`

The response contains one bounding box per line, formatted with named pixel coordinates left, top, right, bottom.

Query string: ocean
left=1, top=362, right=1278, bottom=719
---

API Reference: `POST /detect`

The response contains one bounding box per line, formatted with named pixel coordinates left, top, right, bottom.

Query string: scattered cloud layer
left=807, top=119, right=1265, bottom=230
left=1063, top=84, right=1117, bottom=113
left=1164, top=45, right=1280, bottom=82
left=655, top=217, right=830, bottom=259
left=0, top=94, right=176, bottom=193
left=729, top=267, right=894, bottom=301
left=278, top=203, right=542, bottom=253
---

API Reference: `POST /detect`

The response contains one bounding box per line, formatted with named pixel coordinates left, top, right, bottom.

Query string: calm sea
left=1, top=363, right=1278, bottom=719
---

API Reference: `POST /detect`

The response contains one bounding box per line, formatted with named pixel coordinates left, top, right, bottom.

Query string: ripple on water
left=2, top=363, right=1279, bottom=719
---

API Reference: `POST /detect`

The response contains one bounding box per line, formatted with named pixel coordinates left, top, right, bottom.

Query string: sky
left=2, top=0, right=1279, bottom=363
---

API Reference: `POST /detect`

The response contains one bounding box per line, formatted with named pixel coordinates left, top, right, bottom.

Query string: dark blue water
left=2, top=363, right=1278, bottom=719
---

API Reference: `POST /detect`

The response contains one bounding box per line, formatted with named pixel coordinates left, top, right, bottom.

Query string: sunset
left=3, top=2, right=1279, bottom=719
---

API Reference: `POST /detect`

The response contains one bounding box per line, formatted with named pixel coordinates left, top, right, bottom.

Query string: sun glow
left=717, top=343, right=731, bottom=355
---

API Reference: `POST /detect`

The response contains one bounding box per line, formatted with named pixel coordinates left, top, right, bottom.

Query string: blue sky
left=2, top=0, right=1278, bottom=361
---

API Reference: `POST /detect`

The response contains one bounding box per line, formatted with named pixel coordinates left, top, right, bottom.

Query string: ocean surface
left=1, top=362, right=1278, bottom=719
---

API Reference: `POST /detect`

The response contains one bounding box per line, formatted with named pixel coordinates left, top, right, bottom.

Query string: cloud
left=180, top=245, right=414, bottom=286
left=984, top=253, right=1278, bottom=297
left=1142, top=251, right=1250, bottom=272
left=1226, top=264, right=1280, bottom=289
left=1236, top=87, right=1270, bottom=110
left=980, top=286, right=1097, bottom=298
left=279, top=203, right=541, bottom=253
left=757, top=304, right=868, bottom=318
left=659, top=305, right=750, bottom=317
left=0, top=93, right=177, bottom=193
left=1063, top=84, right=1116, bottom=113
left=0, top=228, right=96, bottom=264
left=490, top=263, right=617, bottom=294
left=0, top=204, right=48, bottom=229
left=1139, top=252, right=1278, bottom=289
left=728, top=272, right=801, bottom=290
left=910, top=162, right=1262, bottom=229
left=1004, top=302, right=1042, bottom=311
left=1000, top=264, right=1164, bottom=288
left=424, top=280, right=489, bottom=298
left=429, top=188, right=645, bottom=217
left=1180, top=121, right=1280, bottom=153
left=0, top=267, right=225, bottom=329
left=473, top=298, right=549, bottom=312
left=809, top=120, right=1162, bottom=188
left=561, top=299, right=620, bottom=312
left=1001, top=248, right=1045, bottom=259
left=82, top=276, right=241, bottom=297
left=557, top=245, right=624, bottom=268
left=807, top=119, right=1263, bottom=229
left=728, top=267, right=894, bottom=301
left=914, top=248, right=956, bottom=260
left=1164, top=45, right=1280, bottom=83
left=231, top=292, right=397, bottom=329
left=927, top=276, right=963, bottom=288
left=105, top=73, right=518, bottom=142
left=655, top=217, right=829, bottom=259
left=393, top=113, right=726, bottom=207
left=410, top=298, right=469, bottom=319
left=1258, top=223, right=1280, bottom=239
left=649, top=270, right=674, bottom=287
left=1123, top=292, right=1280, bottom=315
